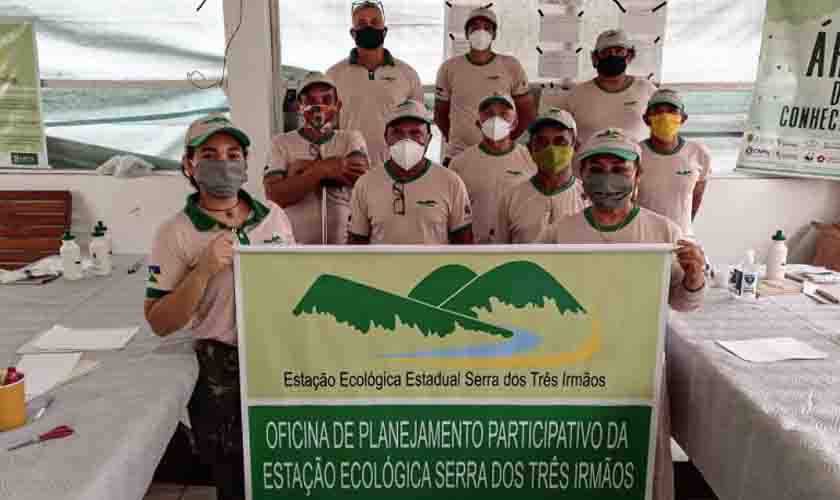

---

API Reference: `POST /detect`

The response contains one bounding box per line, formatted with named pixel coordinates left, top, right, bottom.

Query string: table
left=0, top=256, right=198, bottom=500
left=668, top=289, right=840, bottom=500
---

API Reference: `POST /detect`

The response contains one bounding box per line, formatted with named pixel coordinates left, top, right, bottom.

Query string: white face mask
left=389, top=139, right=426, bottom=171
left=480, top=116, right=513, bottom=141
left=468, top=29, right=493, bottom=51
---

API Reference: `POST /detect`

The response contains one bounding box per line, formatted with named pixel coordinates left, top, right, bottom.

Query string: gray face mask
left=583, top=173, right=634, bottom=210
left=193, top=159, right=248, bottom=198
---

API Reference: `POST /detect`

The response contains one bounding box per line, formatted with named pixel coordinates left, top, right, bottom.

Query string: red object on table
left=7, top=425, right=75, bottom=451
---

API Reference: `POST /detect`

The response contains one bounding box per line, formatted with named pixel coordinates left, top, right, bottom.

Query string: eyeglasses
left=393, top=182, right=405, bottom=216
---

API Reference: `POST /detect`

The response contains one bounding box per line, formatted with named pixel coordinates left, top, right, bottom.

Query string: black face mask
left=354, top=26, right=386, bottom=49
left=596, top=55, right=628, bottom=77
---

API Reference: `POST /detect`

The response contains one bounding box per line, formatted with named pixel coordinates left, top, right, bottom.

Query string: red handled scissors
left=7, top=425, right=74, bottom=451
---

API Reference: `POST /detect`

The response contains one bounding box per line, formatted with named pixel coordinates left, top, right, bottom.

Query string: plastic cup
left=0, top=375, right=26, bottom=431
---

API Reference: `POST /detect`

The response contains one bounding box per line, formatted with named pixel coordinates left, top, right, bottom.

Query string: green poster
left=0, top=20, right=48, bottom=168
left=235, top=246, right=672, bottom=499
left=739, top=0, right=840, bottom=179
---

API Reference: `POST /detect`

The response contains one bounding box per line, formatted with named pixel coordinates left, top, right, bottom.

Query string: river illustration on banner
left=291, top=261, right=602, bottom=369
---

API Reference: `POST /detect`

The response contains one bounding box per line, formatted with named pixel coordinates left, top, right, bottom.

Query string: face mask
left=480, top=116, right=512, bottom=141
left=583, top=172, right=634, bottom=211
left=534, top=145, right=575, bottom=174
left=302, top=104, right=337, bottom=131
left=193, top=159, right=248, bottom=198
left=468, top=29, right=493, bottom=51
left=354, top=26, right=386, bottom=49
left=389, top=139, right=426, bottom=171
left=649, top=113, right=683, bottom=141
left=596, top=55, right=628, bottom=77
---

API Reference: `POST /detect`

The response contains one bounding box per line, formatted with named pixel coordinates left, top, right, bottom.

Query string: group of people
left=142, top=2, right=712, bottom=499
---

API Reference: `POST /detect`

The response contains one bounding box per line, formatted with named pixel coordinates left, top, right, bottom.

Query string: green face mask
left=534, top=145, right=574, bottom=174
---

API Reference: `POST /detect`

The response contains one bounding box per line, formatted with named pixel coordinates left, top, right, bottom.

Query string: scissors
left=7, top=425, right=74, bottom=451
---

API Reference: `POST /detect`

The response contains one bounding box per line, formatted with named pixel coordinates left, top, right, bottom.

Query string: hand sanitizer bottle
left=60, top=232, right=82, bottom=281
left=741, top=249, right=759, bottom=299
left=94, top=221, right=112, bottom=256
left=89, top=226, right=112, bottom=276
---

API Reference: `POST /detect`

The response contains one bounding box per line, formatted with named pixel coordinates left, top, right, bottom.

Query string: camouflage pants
left=188, top=340, right=245, bottom=500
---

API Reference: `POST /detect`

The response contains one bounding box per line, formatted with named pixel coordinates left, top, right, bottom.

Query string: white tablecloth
left=0, top=256, right=198, bottom=500
left=668, top=289, right=840, bottom=500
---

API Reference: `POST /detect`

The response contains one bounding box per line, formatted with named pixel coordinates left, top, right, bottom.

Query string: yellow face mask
left=649, top=113, right=683, bottom=141
left=534, top=145, right=574, bottom=174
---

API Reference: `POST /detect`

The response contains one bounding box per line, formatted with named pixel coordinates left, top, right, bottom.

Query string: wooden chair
left=0, top=191, right=72, bottom=270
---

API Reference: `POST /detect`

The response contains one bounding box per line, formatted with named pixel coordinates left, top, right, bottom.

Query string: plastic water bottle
left=94, top=221, right=112, bottom=256
left=89, top=226, right=112, bottom=276
left=60, top=232, right=82, bottom=281
left=766, top=230, right=788, bottom=282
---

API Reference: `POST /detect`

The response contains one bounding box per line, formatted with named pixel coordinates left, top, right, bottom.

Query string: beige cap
left=579, top=128, right=641, bottom=162
left=298, top=71, right=337, bottom=99
left=465, top=7, right=498, bottom=32
left=352, top=0, right=384, bottom=19
left=479, top=93, right=515, bottom=112
left=595, top=29, right=633, bottom=52
left=647, top=88, right=685, bottom=113
left=385, top=100, right=433, bottom=129
left=185, top=114, right=250, bottom=149
left=528, top=107, right=577, bottom=136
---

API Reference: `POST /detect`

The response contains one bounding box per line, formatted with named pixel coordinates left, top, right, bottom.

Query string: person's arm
left=691, top=180, right=707, bottom=220
left=434, top=100, right=452, bottom=142
left=669, top=238, right=706, bottom=312
left=512, top=93, right=537, bottom=140
left=434, top=63, right=452, bottom=141
left=264, top=160, right=327, bottom=207
left=510, top=60, right=536, bottom=140
left=144, top=232, right=233, bottom=336
left=347, top=176, right=372, bottom=244
left=692, top=143, right=712, bottom=220
left=448, top=175, right=475, bottom=244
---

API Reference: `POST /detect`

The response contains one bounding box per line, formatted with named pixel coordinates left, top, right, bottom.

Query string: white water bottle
left=89, top=226, right=112, bottom=276
left=766, top=230, right=788, bottom=282
left=60, top=232, right=82, bottom=281
left=94, top=221, right=112, bottom=256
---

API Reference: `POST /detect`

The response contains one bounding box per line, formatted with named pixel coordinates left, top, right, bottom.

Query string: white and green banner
left=739, top=1, right=840, bottom=179
left=0, top=19, right=48, bottom=169
left=235, top=246, right=672, bottom=499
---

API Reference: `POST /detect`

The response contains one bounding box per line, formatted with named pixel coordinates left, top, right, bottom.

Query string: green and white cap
left=647, top=88, right=685, bottom=113
left=465, top=7, right=498, bottom=32
left=595, top=29, right=633, bottom=52
left=298, top=71, right=337, bottom=98
left=479, top=93, right=515, bottom=111
left=385, top=99, right=433, bottom=128
left=185, top=114, right=251, bottom=149
left=579, top=128, right=641, bottom=162
left=528, top=107, right=577, bottom=136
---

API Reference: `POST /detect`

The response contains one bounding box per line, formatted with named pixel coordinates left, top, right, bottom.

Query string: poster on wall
left=0, top=18, right=48, bottom=169
left=738, top=1, right=840, bottom=179
left=235, top=246, right=672, bottom=500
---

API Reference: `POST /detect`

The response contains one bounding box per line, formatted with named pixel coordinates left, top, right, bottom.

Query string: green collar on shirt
left=184, top=190, right=269, bottom=232
left=466, top=52, right=496, bottom=66
left=644, top=136, right=686, bottom=156
left=384, top=159, right=432, bottom=184
left=584, top=205, right=640, bottom=233
left=593, top=75, right=635, bottom=94
left=479, top=142, right=516, bottom=156
left=349, top=48, right=396, bottom=67
left=298, top=128, right=336, bottom=145
left=531, top=175, right=577, bottom=196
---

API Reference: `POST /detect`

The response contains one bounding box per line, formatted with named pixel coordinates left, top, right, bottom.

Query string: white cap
left=528, top=108, right=577, bottom=136
left=385, top=100, right=433, bottom=129
left=595, top=29, right=633, bottom=52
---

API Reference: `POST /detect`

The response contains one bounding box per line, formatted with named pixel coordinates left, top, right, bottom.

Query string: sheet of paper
left=445, top=4, right=479, bottom=34
left=16, top=352, right=82, bottom=401
left=33, top=325, right=139, bottom=351
left=538, top=50, right=578, bottom=79
left=621, top=9, right=667, bottom=40
left=539, top=12, right=579, bottom=45
left=717, top=337, right=828, bottom=363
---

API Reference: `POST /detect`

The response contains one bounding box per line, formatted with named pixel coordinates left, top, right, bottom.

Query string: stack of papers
left=15, top=353, right=101, bottom=401
left=717, top=337, right=828, bottom=363
left=30, top=325, right=139, bottom=352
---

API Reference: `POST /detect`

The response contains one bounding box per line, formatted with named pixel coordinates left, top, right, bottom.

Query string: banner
left=738, top=1, right=840, bottom=179
left=0, top=19, right=48, bottom=169
left=235, top=246, right=672, bottom=500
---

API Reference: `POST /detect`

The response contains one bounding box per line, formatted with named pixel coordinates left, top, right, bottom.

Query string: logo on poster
left=745, top=146, right=771, bottom=157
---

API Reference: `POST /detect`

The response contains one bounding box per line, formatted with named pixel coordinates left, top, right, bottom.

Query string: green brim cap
left=528, top=108, right=577, bottom=135
left=579, top=128, right=642, bottom=163
left=579, top=147, right=639, bottom=162
left=479, top=94, right=515, bottom=111
left=647, top=89, right=685, bottom=112
left=185, top=114, right=251, bottom=149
